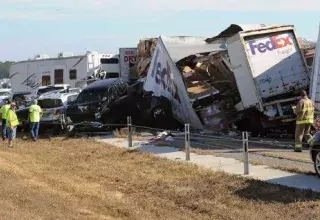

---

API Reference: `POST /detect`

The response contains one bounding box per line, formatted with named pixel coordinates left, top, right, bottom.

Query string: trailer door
left=244, top=31, right=309, bottom=100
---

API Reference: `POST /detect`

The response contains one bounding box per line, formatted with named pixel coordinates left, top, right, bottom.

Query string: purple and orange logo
left=248, top=35, right=293, bottom=55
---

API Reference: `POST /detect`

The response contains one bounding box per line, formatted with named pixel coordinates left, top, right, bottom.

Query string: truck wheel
left=53, top=124, right=61, bottom=135
left=314, top=151, right=320, bottom=178
left=22, top=122, right=29, bottom=133
left=250, top=117, right=263, bottom=138
left=251, top=129, right=259, bottom=138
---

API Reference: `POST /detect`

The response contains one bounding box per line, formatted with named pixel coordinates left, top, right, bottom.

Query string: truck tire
left=313, top=151, right=320, bottom=178
left=53, top=124, right=61, bottom=135
left=249, top=118, right=263, bottom=138
left=237, top=117, right=261, bottom=137
left=150, top=103, right=173, bottom=129
left=251, top=129, right=259, bottom=138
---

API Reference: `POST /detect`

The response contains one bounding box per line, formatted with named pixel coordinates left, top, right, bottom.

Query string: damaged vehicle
left=37, top=84, right=71, bottom=97
left=12, top=91, right=34, bottom=109
left=16, top=89, right=80, bottom=133
left=38, top=91, right=79, bottom=134
left=65, top=78, right=182, bottom=132
left=65, top=78, right=129, bottom=131
left=143, top=24, right=315, bottom=136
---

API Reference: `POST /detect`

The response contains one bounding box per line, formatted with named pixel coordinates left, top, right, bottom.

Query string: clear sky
left=0, top=0, right=319, bottom=61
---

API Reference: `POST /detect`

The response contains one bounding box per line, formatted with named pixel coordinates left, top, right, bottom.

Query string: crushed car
left=38, top=91, right=79, bottom=134
left=16, top=88, right=80, bottom=133
left=65, top=78, right=182, bottom=132
left=66, top=78, right=129, bottom=131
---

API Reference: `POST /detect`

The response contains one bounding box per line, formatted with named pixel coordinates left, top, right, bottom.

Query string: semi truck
left=144, top=25, right=315, bottom=136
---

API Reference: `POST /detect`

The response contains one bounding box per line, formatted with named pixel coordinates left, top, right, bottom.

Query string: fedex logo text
left=248, top=35, right=293, bottom=55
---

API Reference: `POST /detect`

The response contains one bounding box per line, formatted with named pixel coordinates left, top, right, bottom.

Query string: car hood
left=0, top=95, right=10, bottom=100
left=67, top=101, right=102, bottom=114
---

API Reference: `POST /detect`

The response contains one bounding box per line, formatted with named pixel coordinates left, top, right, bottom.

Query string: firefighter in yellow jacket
left=293, top=90, right=314, bottom=152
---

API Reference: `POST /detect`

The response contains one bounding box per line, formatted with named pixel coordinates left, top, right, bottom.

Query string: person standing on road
left=0, top=99, right=10, bottom=141
left=293, top=90, right=314, bottom=152
left=6, top=102, right=19, bottom=148
left=29, top=100, right=42, bottom=142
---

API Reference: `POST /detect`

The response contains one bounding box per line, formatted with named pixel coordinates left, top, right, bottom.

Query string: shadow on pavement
left=136, top=143, right=181, bottom=155
left=235, top=175, right=320, bottom=203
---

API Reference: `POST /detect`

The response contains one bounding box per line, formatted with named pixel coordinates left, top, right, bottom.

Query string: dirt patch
left=0, top=138, right=319, bottom=219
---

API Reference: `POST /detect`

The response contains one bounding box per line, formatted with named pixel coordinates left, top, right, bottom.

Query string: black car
left=66, top=78, right=182, bottom=131
left=66, top=78, right=128, bottom=127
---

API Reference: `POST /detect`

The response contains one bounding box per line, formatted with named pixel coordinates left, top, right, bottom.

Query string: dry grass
left=0, top=137, right=319, bottom=219
left=113, top=128, right=143, bottom=141
left=189, top=147, right=217, bottom=155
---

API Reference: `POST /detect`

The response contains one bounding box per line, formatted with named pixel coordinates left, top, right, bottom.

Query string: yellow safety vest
left=29, top=104, right=42, bottom=123
left=6, top=109, right=19, bottom=128
left=295, top=98, right=314, bottom=124
left=0, top=104, right=10, bottom=120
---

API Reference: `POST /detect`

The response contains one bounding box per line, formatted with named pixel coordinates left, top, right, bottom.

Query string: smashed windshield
left=0, top=92, right=11, bottom=96
left=38, top=99, right=63, bottom=108
left=76, top=89, right=106, bottom=104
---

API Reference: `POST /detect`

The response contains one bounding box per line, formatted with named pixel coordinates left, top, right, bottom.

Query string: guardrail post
left=185, top=124, right=190, bottom=161
left=242, top=131, right=249, bottom=175
left=127, top=116, right=132, bottom=148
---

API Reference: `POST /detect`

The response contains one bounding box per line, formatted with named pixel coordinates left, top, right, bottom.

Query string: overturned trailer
left=144, top=25, right=317, bottom=136
left=144, top=36, right=227, bottom=130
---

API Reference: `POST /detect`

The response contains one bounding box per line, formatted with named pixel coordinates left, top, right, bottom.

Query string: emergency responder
left=293, top=90, right=314, bottom=152
left=0, top=99, right=10, bottom=141
left=28, top=100, right=42, bottom=142
left=6, top=102, right=19, bottom=148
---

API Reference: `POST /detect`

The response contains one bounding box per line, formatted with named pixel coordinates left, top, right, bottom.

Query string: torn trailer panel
left=176, top=50, right=241, bottom=131
left=143, top=36, right=229, bottom=130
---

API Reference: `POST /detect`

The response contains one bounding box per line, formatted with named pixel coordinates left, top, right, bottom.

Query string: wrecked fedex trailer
left=224, top=25, right=310, bottom=136
left=225, top=25, right=315, bottom=136
left=144, top=25, right=312, bottom=135
left=143, top=36, right=227, bottom=130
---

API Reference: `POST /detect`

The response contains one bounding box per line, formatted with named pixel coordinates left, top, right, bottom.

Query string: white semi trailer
left=10, top=51, right=120, bottom=94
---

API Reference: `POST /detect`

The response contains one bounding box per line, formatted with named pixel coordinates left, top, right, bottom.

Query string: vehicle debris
left=131, top=38, right=158, bottom=78
left=7, top=24, right=320, bottom=137
left=142, top=24, right=314, bottom=136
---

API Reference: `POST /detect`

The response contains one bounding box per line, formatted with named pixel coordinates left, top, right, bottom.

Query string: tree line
left=0, top=61, right=14, bottom=79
